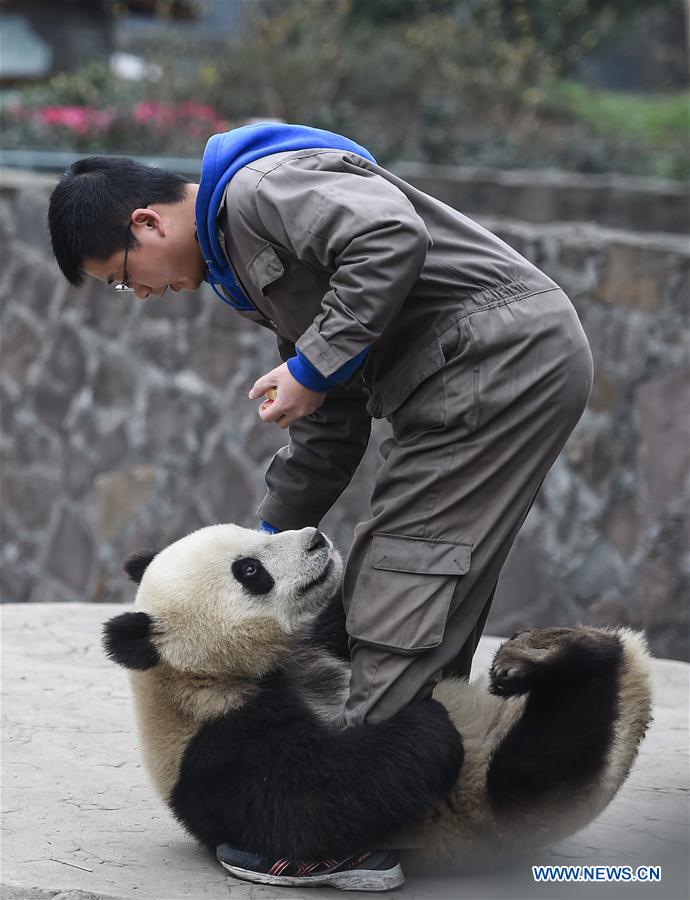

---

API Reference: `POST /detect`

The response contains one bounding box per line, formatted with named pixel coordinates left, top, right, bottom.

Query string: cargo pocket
left=346, top=532, right=472, bottom=654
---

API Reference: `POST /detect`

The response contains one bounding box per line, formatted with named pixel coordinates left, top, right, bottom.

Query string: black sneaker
left=216, top=844, right=405, bottom=891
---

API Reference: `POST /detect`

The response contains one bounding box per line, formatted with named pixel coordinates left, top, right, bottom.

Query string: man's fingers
left=257, top=398, right=293, bottom=427
left=248, top=378, right=278, bottom=400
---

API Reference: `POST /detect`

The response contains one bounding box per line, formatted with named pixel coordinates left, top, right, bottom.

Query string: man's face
left=82, top=203, right=206, bottom=300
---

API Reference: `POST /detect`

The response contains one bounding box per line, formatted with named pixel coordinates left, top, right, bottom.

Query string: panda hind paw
left=488, top=647, right=546, bottom=695
left=489, top=626, right=619, bottom=696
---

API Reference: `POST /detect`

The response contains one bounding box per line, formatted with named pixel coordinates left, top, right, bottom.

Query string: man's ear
left=131, top=207, right=165, bottom=235
left=123, top=550, right=157, bottom=584
left=103, top=611, right=160, bottom=670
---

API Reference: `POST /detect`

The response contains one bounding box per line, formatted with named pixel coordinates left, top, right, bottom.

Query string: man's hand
left=248, top=363, right=327, bottom=429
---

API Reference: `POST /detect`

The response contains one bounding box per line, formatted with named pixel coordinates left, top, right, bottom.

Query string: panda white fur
left=103, top=524, right=653, bottom=872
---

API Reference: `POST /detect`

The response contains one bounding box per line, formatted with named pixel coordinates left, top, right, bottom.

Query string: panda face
left=130, top=524, right=342, bottom=678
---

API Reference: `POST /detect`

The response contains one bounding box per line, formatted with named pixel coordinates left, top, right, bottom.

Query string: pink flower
left=35, top=106, right=91, bottom=134
left=133, top=100, right=175, bottom=126
left=175, top=101, right=219, bottom=121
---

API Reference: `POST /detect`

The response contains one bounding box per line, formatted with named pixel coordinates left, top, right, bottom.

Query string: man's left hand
left=248, top=363, right=327, bottom=429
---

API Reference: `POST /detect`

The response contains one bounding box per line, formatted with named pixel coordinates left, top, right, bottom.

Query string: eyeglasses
left=114, top=222, right=134, bottom=292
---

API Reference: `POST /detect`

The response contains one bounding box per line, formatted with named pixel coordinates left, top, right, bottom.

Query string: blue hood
left=195, top=122, right=376, bottom=310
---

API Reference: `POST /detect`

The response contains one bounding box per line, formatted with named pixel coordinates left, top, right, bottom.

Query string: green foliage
left=1, top=0, right=686, bottom=178
left=344, top=0, right=455, bottom=26
left=10, top=62, right=145, bottom=108
left=548, top=81, right=690, bottom=143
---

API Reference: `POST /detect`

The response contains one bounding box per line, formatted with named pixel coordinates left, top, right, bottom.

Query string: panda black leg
left=486, top=627, right=624, bottom=810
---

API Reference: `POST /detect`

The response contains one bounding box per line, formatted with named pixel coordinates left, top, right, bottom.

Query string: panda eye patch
left=231, top=556, right=274, bottom=595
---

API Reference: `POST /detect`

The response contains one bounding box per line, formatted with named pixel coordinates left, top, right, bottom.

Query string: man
left=49, top=122, right=594, bottom=890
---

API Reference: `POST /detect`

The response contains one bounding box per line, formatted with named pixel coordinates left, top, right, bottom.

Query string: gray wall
left=1, top=168, right=688, bottom=662
left=396, top=163, right=690, bottom=235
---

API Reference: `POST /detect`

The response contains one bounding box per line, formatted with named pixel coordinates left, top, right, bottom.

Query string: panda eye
left=231, top=556, right=274, bottom=596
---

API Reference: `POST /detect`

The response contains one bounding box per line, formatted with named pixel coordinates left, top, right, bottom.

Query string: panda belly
left=130, top=670, right=198, bottom=803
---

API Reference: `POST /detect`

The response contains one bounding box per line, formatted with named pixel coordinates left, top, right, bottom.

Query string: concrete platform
left=2, top=603, right=688, bottom=900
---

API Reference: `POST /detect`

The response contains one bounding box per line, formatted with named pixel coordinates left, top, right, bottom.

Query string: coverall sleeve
left=255, top=335, right=373, bottom=531
left=252, top=154, right=432, bottom=379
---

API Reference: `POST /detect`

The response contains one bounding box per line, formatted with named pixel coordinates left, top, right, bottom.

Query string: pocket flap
left=247, top=243, right=286, bottom=293
left=371, top=533, right=471, bottom=576
left=366, top=337, right=446, bottom=419
left=346, top=532, right=472, bottom=653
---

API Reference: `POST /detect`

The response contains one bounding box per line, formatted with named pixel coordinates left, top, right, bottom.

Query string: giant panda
left=103, top=523, right=652, bottom=882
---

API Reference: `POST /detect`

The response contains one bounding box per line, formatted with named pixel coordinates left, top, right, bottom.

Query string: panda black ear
left=103, top=612, right=160, bottom=670
left=123, top=550, right=157, bottom=584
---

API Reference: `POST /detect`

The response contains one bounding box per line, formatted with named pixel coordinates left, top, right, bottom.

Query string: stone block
left=68, top=279, right=133, bottom=339
left=587, top=597, right=633, bottom=627
left=0, top=557, right=33, bottom=603
left=45, top=324, right=87, bottom=393
left=571, top=540, right=629, bottom=602
left=92, top=352, right=136, bottom=409
left=31, top=377, right=72, bottom=430
left=187, top=324, right=245, bottom=386
left=0, top=314, right=42, bottom=388
left=91, top=420, right=130, bottom=471
left=145, top=386, right=203, bottom=458
left=567, top=426, right=622, bottom=490
left=0, top=379, right=17, bottom=437
left=199, top=438, right=256, bottom=524
left=69, top=409, right=129, bottom=472
left=14, top=188, right=52, bottom=255
left=43, top=506, right=96, bottom=596
left=595, top=244, right=667, bottom=311
left=636, top=514, right=689, bottom=661
left=27, top=578, right=75, bottom=604
left=634, top=368, right=690, bottom=511
left=666, top=258, right=689, bottom=319
left=9, top=256, right=59, bottom=319
left=244, top=415, right=287, bottom=464
left=599, top=313, right=650, bottom=380
left=142, top=291, right=201, bottom=321
left=490, top=531, right=563, bottom=634
left=2, top=468, right=58, bottom=529
left=603, top=491, right=648, bottom=559
left=159, top=468, right=210, bottom=540
left=134, top=324, right=188, bottom=373
left=587, top=368, right=620, bottom=413
left=62, top=445, right=97, bottom=496
left=86, top=465, right=157, bottom=541
left=12, top=419, right=62, bottom=469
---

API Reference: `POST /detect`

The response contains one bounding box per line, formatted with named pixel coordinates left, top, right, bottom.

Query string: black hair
left=48, top=156, right=190, bottom=287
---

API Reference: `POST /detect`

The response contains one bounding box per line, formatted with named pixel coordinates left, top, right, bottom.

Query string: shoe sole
left=220, top=860, right=405, bottom=891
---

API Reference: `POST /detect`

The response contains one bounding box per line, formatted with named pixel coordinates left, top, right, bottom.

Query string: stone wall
left=1, top=169, right=688, bottom=661
left=396, top=163, right=690, bottom=235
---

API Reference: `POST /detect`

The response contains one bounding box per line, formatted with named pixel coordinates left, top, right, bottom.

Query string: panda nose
left=307, top=530, right=327, bottom=552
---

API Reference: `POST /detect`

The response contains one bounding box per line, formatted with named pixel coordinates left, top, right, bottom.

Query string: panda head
left=103, top=524, right=342, bottom=679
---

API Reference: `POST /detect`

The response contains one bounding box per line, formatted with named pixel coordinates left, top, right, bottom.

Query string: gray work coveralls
left=217, top=148, right=594, bottom=728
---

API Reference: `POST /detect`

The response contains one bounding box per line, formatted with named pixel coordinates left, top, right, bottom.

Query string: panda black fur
left=103, top=524, right=653, bottom=871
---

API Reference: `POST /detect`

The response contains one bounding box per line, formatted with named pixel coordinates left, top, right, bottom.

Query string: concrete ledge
left=2, top=603, right=688, bottom=900
left=395, top=162, right=690, bottom=235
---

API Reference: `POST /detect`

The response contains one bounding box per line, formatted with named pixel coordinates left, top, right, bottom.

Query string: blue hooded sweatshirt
left=195, top=123, right=377, bottom=392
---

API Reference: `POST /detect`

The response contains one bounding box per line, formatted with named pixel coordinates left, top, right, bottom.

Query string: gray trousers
left=342, top=287, right=594, bottom=727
